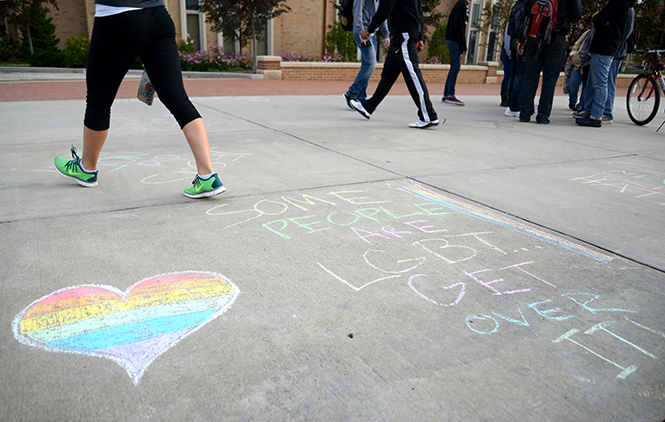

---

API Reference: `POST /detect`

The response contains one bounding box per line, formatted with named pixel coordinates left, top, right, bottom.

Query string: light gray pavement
left=1, top=85, right=665, bottom=421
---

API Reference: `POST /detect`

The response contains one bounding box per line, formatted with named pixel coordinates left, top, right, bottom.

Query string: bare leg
left=82, top=126, right=108, bottom=171
left=182, top=118, right=214, bottom=175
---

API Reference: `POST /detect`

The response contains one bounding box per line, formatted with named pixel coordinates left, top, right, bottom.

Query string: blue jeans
left=519, top=35, right=567, bottom=123
left=509, top=53, right=525, bottom=111
left=568, top=67, right=583, bottom=108
left=444, top=40, right=461, bottom=97
left=501, top=47, right=512, bottom=96
left=346, top=33, right=377, bottom=100
left=587, top=53, right=614, bottom=120
left=603, top=58, right=622, bottom=119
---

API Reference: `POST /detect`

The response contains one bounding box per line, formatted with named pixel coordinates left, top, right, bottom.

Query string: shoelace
left=191, top=176, right=202, bottom=186
left=65, top=145, right=82, bottom=170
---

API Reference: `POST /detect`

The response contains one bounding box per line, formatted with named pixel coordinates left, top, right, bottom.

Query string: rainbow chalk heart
left=12, top=271, right=239, bottom=385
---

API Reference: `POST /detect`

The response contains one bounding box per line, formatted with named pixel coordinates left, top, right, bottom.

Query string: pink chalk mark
left=408, top=274, right=465, bottom=307
left=500, top=261, right=556, bottom=288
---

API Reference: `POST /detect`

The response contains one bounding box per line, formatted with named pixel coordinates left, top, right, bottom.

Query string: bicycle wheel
left=626, top=74, right=660, bottom=125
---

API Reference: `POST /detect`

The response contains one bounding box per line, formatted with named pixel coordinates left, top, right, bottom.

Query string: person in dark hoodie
left=349, top=0, right=440, bottom=128
left=576, top=0, right=636, bottom=127
left=518, top=0, right=582, bottom=124
left=443, top=0, right=469, bottom=106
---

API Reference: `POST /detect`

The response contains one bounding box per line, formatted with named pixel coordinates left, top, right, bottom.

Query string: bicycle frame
left=626, top=49, right=665, bottom=127
left=634, top=49, right=665, bottom=102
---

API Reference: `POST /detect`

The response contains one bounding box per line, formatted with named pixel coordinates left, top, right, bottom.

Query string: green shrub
left=63, top=34, right=89, bottom=68
left=29, top=49, right=65, bottom=67
left=0, top=35, right=21, bottom=62
left=427, top=22, right=450, bottom=64
left=19, top=15, right=61, bottom=61
left=178, top=35, right=195, bottom=54
left=325, top=21, right=357, bottom=62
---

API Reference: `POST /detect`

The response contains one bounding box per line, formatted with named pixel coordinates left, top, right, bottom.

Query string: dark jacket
left=615, top=7, right=635, bottom=60
left=590, top=0, right=635, bottom=57
left=367, top=0, right=425, bottom=41
left=445, top=0, right=469, bottom=54
left=95, top=0, right=164, bottom=6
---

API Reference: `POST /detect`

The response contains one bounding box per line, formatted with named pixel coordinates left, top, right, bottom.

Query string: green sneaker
left=183, top=173, right=226, bottom=198
left=54, top=146, right=98, bottom=187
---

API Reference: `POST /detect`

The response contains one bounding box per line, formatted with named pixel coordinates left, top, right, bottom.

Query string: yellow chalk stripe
left=20, top=284, right=234, bottom=334
left=25, top=277, right=225, bottom=319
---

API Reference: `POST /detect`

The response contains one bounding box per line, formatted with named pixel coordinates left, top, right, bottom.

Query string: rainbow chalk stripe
left=12, top=271, right=239, bottom=385
left=400, top=184, right=613, bottom=263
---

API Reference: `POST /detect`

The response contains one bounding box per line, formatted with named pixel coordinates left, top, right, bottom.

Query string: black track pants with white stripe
left=363, top=32, right=438, bottom=123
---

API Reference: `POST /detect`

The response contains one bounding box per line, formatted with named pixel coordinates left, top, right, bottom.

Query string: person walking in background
left=576, top=0, right=635, bottom=127
left=518, top=0, right=582, bottom=124
left=500, top=25, right=513, bottom=107
left=343, top=0, right=390, bottom=109
left=54, top=2, right=225, bottom=199
left=504, top=0, right=528, bottom=118
left=443, top=0, right=468, bottom=106
left=567, top=29, right=591, bottom=112
left=350, top=0, right=440, bottom=129
left=600, top=6, right=635, bottom=124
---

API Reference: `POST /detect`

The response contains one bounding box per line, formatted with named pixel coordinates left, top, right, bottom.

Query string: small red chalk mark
left=348, top=333, right=354, bottom=339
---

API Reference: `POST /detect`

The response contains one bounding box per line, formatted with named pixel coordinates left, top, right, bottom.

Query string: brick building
left=2, top=0, right=501, bottom=65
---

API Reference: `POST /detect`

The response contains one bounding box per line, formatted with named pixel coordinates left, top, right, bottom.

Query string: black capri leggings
left=84, top=7, right=200, bottom=131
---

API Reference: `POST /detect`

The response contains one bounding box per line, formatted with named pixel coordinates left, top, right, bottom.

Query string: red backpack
left=526, top=0, right=558, bottom=45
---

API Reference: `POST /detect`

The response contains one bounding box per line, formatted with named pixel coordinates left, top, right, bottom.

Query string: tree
left=0, top=0, right=59, bottom=55
left=422, top=0, right=445, bottom=31
left=633, top=0, right=665, bottom=50
left=478, top=0, right=512, bottom=59
left=200, top=0, right=291, bottom=71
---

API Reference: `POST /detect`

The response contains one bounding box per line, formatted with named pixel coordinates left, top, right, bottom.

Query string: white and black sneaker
left=409, top=119, right=440, bottom=129
left=343, top=93, right=355, bottom=110
left=350, top=99, right=371, bottom=119
left=504, top=107, right=520, bottom=117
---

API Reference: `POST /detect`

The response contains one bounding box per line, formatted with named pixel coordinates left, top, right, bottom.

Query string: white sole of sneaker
left=409, top=118, right=444, bottom=128
left=55, top=168, right=98, bottom=187
left=183, top=185, right=227, bottom=199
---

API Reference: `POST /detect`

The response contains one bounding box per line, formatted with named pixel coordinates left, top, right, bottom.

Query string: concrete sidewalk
left=1, top=77, right=664, bottom=421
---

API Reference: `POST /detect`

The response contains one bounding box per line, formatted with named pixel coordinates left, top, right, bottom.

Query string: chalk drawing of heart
left=12, top=271, right=239, bottom=385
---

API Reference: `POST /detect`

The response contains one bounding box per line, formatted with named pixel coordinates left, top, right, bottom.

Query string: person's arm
left=455, top=2, right=468, bottom=54
left=569, top=0, right=582, bottom=25
left=592, top=0, right=624, bottom=28
left=352, top=0, right=366, bottom=35
left=365, top=0, right=395, bottom=37
left=379, top=17, right=390, bottom=39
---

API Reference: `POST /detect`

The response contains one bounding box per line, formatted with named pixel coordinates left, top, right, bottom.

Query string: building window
left=186, top=0, right=205, bottom=51
left=467, top=0, right=482, bottom=63
left=485, top=31, right=496, bottom=61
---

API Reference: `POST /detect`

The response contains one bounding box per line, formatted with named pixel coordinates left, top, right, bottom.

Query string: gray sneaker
left=602, top=115, right=613, bottom=124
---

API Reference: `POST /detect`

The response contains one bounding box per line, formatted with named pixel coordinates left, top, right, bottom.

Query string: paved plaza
left=1, top=69, right=664, bottom=421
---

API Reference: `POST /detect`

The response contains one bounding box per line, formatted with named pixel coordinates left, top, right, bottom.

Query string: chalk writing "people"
left=206, top=190, right=454, bottom=234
